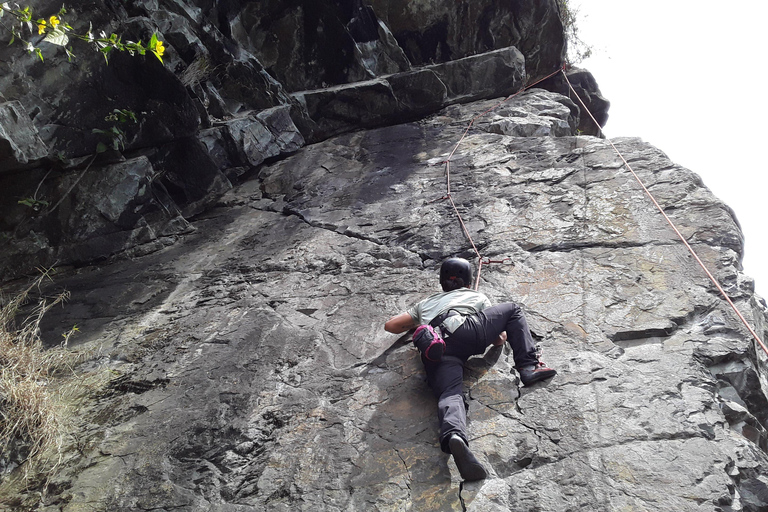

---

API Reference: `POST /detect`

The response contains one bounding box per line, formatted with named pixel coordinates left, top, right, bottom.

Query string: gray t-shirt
left=406, top=288, right=492, bottom=333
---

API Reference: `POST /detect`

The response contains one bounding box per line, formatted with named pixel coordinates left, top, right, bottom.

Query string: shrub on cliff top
left=558, top=0, right=592, bottom=65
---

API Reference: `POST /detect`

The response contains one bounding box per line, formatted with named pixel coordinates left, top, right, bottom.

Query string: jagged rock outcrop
left=0, top=101, right=48, bottom=170
left=2, top=89, right=765, bottom=511
left=542, top=66, right=610, bottom=136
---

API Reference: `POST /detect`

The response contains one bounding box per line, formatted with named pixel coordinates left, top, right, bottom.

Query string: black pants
left=422, top=302, right=538, bottom=453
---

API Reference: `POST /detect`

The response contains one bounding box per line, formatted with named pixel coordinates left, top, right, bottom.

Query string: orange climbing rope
left=560, top=70, right=768, bottom=358
left=440, top=65, right=566, bottom=290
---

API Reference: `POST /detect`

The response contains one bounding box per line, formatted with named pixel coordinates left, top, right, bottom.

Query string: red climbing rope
left=439, top=61, right=766, bottom=359
left=439, top=62, right=766, bottom=358
left=441, top=65, right=566, bottom=290
left=560, top=70, right=768, bottom=358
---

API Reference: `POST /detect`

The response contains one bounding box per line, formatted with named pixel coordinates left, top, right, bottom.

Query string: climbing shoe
left=519, top=362, right=557, bottom=386
left=448, top=434, right=488, bottom=482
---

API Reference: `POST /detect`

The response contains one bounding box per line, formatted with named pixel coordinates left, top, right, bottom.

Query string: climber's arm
left=384, top=312, right=417, bottom=334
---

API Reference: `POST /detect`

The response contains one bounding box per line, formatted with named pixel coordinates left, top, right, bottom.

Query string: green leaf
left=110, top=109, right=137, bottom=124
left=34, top=47, right=43, bottom=62
left=43, top=26, right=68, bottom=46
left=95, top=142, right=107, bottom=153
left=18, top=197, right=49, bottom=209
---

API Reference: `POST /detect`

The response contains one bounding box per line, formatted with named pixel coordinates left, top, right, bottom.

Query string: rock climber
left=384, top=257, right=556, bottom=481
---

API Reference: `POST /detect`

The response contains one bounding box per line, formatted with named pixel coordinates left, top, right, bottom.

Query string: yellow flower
left=37, top=19, right=46, bottom=34
left=155, top=40, right=165, bottom=56
left=49, top=15, right=60, bottom=28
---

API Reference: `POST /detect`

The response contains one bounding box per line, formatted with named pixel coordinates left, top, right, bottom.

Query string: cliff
left=1, top=1, right=767, bottom=511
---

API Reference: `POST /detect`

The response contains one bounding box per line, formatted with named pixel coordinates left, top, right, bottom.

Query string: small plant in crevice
left=15, top=107, right=141, bottom=218
left=16, top=197, right=49, bottom=212
left=92, top=107, right=139, bottom=153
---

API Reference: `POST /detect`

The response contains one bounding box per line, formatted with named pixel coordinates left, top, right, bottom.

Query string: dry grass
left=0, top=270, right=84, bottom=481
left=180, top=55, right=212, bottom=87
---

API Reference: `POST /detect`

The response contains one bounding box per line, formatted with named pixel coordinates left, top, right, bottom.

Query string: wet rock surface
left=7, top=90, right=766, bottom=511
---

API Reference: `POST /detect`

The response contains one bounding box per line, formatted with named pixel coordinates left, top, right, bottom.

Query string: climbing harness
left=438, top=63, right=767, bottom=357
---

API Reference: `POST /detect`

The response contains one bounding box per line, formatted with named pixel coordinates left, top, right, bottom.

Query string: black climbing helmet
left=440, top=257, right=473, bottom=292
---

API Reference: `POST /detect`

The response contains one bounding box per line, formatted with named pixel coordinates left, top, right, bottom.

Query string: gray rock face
left=0, top=101, right=48, bottom=172
left=367, top=0, right=565, bottom=78
left=483, top=89, right=578, bottom=137
left=13, top=90, right=767, bottom=511
left=295, top=47, right=527, bottom=140
left=228, top=0, right=412, bottom=92
left=199, top=106, right=305, bottom=172
left=0, top=0, right=577, bottom=278
left=225, top=0, right=564, bottom=92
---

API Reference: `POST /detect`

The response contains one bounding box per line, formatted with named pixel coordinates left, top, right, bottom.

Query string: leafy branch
left=0, top=3, right=165, bottom=63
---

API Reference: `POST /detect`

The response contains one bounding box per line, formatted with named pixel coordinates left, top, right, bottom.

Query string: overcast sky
left=571, top=0, right=768, bottom=297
